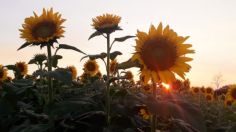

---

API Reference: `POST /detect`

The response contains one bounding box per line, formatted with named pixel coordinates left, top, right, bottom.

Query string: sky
left=0, top=0, right=236, bottom=87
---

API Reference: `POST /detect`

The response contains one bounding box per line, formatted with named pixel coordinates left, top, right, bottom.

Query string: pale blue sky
left=0, top=0, right=236, bottom=87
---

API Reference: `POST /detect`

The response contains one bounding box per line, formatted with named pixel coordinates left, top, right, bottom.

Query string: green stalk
left=151, top=80, right=157, bottom=132
left=106, top=33, right=111, bottom=125
left=47, top=44, right=53, bottom=104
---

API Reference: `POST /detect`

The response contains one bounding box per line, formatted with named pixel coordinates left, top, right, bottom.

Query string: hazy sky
left=0, top=0, right=236, bottom=87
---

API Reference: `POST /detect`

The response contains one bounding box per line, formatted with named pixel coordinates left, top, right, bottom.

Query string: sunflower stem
left=151, top=80, right=157, bottom=132
left=106, top=33, right=111, bottom=125
left=47, top=44, right=53, bottom=104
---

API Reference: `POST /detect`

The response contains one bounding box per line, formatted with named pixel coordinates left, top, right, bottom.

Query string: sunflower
left=19, top=8, right=65, bottom=43
left=0, top=65, right=8, bottom=81
left=205, top=87, right=213, bottom=94
left=225, top=99, right=233, bottom=106
left=15, top=62, right=28, bottom=76
left=132, top=23, right=194, bottom=84
left=125, top=71, right=134, bottom=81
left=80, top=72, right=90, bottom=84
left=226, top=84, right=236, bottom=101
left=205, top=94, right=214, bottom=102
left=96, top=71, right=102, bottom=79
left=92, top=13, right=121, bottom=33
left=83, top=59, right=99, bottom=76
left=67, top=66, right=77, bottom=80
left=192, top=87, right=199, bottom=94
left=109, top=59, right=118, bottom=74
left=200, top=87, right=205, bottom=93
left=139, top=108, right=150, bottom=120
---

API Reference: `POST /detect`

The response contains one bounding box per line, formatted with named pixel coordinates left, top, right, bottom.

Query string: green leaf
left=58, top=44, right=86, bottom=55
left=88, top=31, right=103, bottom=40
left=113, top=35, right=136, bottom=43
left=17, top=42, right=31, bottom=51
left=45, top=69, right=72, bottom=84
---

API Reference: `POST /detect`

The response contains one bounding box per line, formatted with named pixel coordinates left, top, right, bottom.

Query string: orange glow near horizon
left=162, top=83, right=170, bottom=90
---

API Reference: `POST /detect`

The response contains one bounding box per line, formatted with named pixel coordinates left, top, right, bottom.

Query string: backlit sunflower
left=109, top=59, right=118, bottom=74
left=80, top=72, right=90, bottom=84
left=205, top=87, right=213, bottom=94
left=139, top=107, right=150, bottom=120
left=92, top=13, right=121, bottom=33
left=0, top=65, right=8, bottom=81
left=125, top=71, right=134, bottom=81
left=226, top=84, right=236, bottom=101
left=192, top=87, right=199, bottom=94
left=83, top=59, right=99, bottom=76
left=19, top=8, right=65, bottom=43
left=132, top=23, right=194, bottom=84
left=205, top=94, right=214, bottom=102
left=225, top=99, right=233, bottom=106
left=67, top=66, right=77, bottom=80
left=15, top=62, right=28, bottom=76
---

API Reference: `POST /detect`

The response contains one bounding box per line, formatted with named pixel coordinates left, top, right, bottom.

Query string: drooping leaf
left=88, top=31, right=103, bottom=40
left=58, top=44, right=86, bottom=55
left=5, top=65, right=17, bottom=71
left=117, top=59, right=141, bottom=70
left=113, top=35, right=136, bottom=43
left=17, top=42, right=31, bottom=51
left=110, top=51, right=122, bottom=60
left=80, top=52, right=107, bottom=61
left=28, top=58, right=37, bottom=64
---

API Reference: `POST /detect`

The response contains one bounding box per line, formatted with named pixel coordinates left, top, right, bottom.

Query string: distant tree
left=212, top=73, right=224, bottom=89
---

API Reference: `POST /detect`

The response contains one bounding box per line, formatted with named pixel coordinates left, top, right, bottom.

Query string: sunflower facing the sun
left=92, top=13, right=121, bottom=33
left=83, top=59, right=99, bottom=76
left=15, top=62, right=28, bottom=76
left=132, top=23, right=194, bottom=84
left=67, top=66, right=77, bottom=80
left=0, top=65, right=8, bottom=81
left=19, top=8, right=65, bottom=44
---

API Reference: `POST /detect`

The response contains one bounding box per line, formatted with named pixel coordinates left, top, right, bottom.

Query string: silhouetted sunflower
left=205, top=87, right=213, bottom=94
left=125, top=71, right=134, bottom=81
left=67, top=66, right=77, bottom=80
left=20, top=8, right=65, bottom=43
left=92, top=13, right=121, bottom=33
left=83, top=59, right=99, bottom=76
left=226, top=84, right=236, bottom=101
left=15, top=62, right=28, bottom=76
left=132, top=23, right=194, bottom=84
left=0, top=65, right=8, bottom=81
left=192, top=87, right=199, bottom=94
left=205, top=94, right=214, bottom=102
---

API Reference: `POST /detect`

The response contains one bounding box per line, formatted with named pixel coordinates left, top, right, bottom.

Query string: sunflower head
left=67, top=66, right=77, bottom=80
left=96, top=71, right=102, bottom=79
left=0, top=65, right=8, bottom=81
left=109, top=59, right=118, bottom=74
left=125, top=71, right=134, bottom=81
left=132, top=23, right=194, bottom=84
left=200, top=87, right=205, bottom=93
left=20, top=8, right=65, bottom=44
left=226, top=84, right=236, bottom=100
left=83, top=59, right=99, bottom=76
left=15, top=62, right=28, bottom=76
left=192, top=87, right=199, bottom=94
left=225, top=99, right=233, bottom=106
left=205, top=94, right=214, bottom=102
left=139, top=107, right=150, bottom=120
left=80, top=72, right=90, bottom=84
left=205, top=87, right=214, bottom=94
left=92, top=13, right=121, bottom=33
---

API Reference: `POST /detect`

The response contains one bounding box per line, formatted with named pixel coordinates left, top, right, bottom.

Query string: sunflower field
left=0, top=8, right=236, bottom=132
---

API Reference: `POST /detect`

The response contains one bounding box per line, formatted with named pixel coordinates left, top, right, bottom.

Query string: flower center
left=32, top=21, right=56, bottom=39
left=86, top=62, right=96, bottom=71
left=17, top=64, right=25, bottom=73
left=140, top=37, right=177, bottom=71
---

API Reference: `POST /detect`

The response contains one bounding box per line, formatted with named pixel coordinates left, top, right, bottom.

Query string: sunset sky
left=0, top=0, right=236, bottom=87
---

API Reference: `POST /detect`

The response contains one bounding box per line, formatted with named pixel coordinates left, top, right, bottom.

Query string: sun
left=162, top=83, right=170, bottom=90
